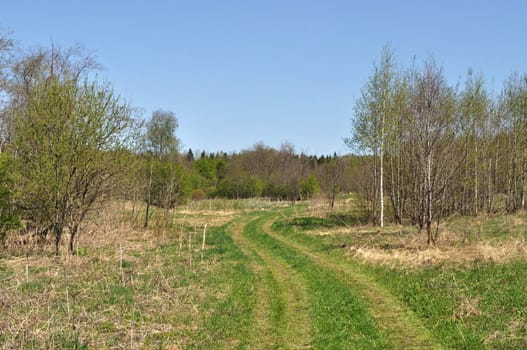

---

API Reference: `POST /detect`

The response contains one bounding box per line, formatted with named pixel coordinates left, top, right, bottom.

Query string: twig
left=201, top=223, right=208, bottom=250
left=25, top=253, right=29, bottom=283
left=120, top=241, right=124, bottom=284
left=188, top=227, right=193, bottom=268
left=0, top=273, right=16, bottom=282
left=64, top=267, right=70, bottom=317
left=201, top=223, right=208, bottom=263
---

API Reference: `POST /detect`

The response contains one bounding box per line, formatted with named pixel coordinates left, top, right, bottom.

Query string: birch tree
left=500, top=73, right=527, bottom=211
left=348, top=45, right=397, bottom=226
left=459, top=70, right=489, bottom=215
left=143, top=109, right=180, bottom=228
left=408, top=60, right=458, bottom=245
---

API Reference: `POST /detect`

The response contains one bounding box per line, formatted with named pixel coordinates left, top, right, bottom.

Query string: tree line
left=0, top=34, right=361, bottom=254
left=349, top=46, right=527, bottom=245
left=3, top=34, right=523, bottom=253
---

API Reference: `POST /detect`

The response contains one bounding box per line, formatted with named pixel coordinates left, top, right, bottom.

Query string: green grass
left=3, top=199, right=526, bottom=349
left=368, top=261, right=527, bottom=349
left=244, top=214, right=390, bottom=349
left=191, top=223, right=257, bottom=349
left=0, top=222, right=260, bottom=349
left=274, top=209, right=527, bottom=349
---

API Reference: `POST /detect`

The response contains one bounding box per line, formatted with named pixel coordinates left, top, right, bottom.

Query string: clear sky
left=2, top=1, right=527, bottom=155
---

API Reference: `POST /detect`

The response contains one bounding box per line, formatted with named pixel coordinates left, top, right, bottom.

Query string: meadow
left=0, top=197, right=525, bottom=349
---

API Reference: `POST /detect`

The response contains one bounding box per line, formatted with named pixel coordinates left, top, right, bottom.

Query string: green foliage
left=215, top=175, right=263, bottom=199
left=108, top=284, right=134, bottom=305
left=149, top=158, right=190, bottom=207
left=0, top=154, right=19, bottom=242
left=300, top=175, right=320, bottom=199
left=369, top=261, right=527, bottom=349
left=194, top=157, right=217, bottom=183
left=145, top=110, right=179, bottom=156
left=244, top=176, right=264, bottom=198
left=12, top=76, right=134, bottom=253
left=191, top=156, right=227, bottom=196
left=191, top=188, right=207, bottom=201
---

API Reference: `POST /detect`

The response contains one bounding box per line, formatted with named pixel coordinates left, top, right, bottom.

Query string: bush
left=191, top=188, right=207, bottom=201
left=0, top=154, right=19, bottom=243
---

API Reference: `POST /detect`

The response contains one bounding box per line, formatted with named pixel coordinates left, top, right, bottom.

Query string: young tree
left=143, top=109, right=180, bottom=228
left=11, top=76, right=134, bottom=254
left=408, top=60, right=458, bottom=245
left=458, top=70, right=489, bottom=215
left=0, top=32, right=15, bottom=153
left=317, top=157, right=344, bottom=210
left=0, top=154, right=19, bottom=244
left=300, top=175, right=320, bottom=200
left=348, top=45, right=398, bottom=226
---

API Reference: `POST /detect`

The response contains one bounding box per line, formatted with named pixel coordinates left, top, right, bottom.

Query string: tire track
left=228, top=217, right=313, bottom=349
left=261, top=217, right=445, bottom=350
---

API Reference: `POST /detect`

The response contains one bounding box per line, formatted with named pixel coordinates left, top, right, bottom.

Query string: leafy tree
left=458, top=70, right=489, bottom=215
left=348, top=45, right=398, bottom=226
left=12, top=76, right=134, bottom=254
left=0, top=32, right=15, bottom=153
left=243, top=176, right=264, bottom=198
left=317, top=158, right=344, bottom=210
left=143, top=109, right=180, bottom=228
left=0, top=154, right=19, bottom=244
left=145, top=110, right=179, bottom=156
left=300, top=175, right=320, bottom=200
left=407, top=60, right=458, bottom=245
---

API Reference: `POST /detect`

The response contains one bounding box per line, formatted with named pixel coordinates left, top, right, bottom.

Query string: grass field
left=1, top=197, right=526, bottom=349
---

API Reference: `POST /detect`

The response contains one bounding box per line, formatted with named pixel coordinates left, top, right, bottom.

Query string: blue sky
left=2, top=1, right=526, bottom=155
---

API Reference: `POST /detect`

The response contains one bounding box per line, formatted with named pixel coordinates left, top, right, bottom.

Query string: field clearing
left=1, top=197, right=526, bottom=349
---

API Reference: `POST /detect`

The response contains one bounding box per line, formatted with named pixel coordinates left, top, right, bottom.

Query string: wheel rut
left=228, top=217, right=313, bottom=349
left=260, top=216, right=445, bottom=350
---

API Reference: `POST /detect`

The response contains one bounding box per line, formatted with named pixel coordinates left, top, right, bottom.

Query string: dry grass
left=0, top=202, right=218, bottom=349
left=288, top=206, right=527, bottom=268
left=349, top=240, right=524, bottom=267
left=346, top=227, right=527, bottom=268
left=484, top=316, right=527, bottom=347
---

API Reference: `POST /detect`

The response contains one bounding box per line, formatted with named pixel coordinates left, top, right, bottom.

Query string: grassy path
left=262, top=214, right=445, bottom=350
left=226, top=210, right=444, bottom=349
left=236, top=214, right=390, bottom=349
left=228, top=217, right=313, bottom=349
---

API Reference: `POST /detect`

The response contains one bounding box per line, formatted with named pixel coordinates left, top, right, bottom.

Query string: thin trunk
left=487, top=157, right=492, bottom=213
left=521, top=154, right=526, bottom=210
left=426, top=151, right=434, bottom=246
left=372, top=151, right=378, bottom=224
left=380, top=94, right=385, bottom=227
left=380, top=150, right=384, bottom=227
left=474, top=140, right=478, bottom=215
left=131, top=189, right=137, bottom=224
left=54, top=223, right=63, bottom=256
left=389, top=155, right=401, bottom=224
left=69, top=223, right=79, bottom=254
left=144, top=158, right=153, bottom=228
left=462, top=158, right=468, bottom=214
left=397, top=134, right=403, bottom=223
